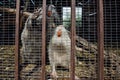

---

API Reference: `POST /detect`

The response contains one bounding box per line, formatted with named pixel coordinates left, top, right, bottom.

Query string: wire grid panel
left=20, top=0, right=43, bottom=80
left=75, top=0, right=98, bottom=79
left=104, top=0, right=120, bottom=80
left=0, top=0, right=16, bottom=79
left=46, top=0, right=72, bottom=79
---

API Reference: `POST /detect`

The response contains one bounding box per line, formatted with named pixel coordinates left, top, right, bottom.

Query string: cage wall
left=20, top=1, right=43, bottom=80
left=104, top=0, right=120, bottom=80
left=0, top=0, right=120, bottom=80
left=0, top=0, right=16, bottom=79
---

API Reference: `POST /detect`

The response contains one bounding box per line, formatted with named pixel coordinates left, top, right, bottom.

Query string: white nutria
left=48, top=25, right=80, bottom=80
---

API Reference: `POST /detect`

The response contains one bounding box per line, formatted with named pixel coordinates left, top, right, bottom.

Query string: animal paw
left=51, top=71, right=58, bottom=79
left=75, top=75, right=80, bottom=80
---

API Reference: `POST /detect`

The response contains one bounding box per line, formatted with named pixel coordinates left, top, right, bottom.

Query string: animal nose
left=57, top=29, right=62, bottom=37
left=47, top=11, right=52, bottom=17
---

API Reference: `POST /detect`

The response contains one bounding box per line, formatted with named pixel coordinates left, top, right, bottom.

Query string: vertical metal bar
left=70, top=0, right=76, bottom=80
left=15, top=0, right=20, bottom=80
left=97, top=0, right=104, bottom=80
left=41, top=0, right=46, bottom=80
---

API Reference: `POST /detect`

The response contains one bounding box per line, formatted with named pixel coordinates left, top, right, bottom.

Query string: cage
left=0, top=0, right=120, bottom=80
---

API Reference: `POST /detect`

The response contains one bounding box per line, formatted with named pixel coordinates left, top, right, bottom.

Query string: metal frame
left=15, top=0, right=20, bottom=80
left=97, top=0, right=104, bottom=80
left=41, top=0, right=46, bottom=80
left=70, top=0, right=76, bottom=80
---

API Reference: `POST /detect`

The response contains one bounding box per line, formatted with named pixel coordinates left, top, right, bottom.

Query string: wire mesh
left=75, top=0, right=98, bottom=79
left=20, top=0, right=43, bottom=80
left=0, top=0, right=16, bottom=79
left=104, top=0, right=120, bottom=80
left=0, top=0, right=120, bottom=80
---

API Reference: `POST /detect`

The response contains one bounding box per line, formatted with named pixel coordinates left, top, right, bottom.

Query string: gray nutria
left=21, top=5, right=60, bottom=66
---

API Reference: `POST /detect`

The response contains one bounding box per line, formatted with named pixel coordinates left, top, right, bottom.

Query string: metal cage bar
left=15, top=0, right=20, bottom=80
left=41, top=0, right=46, bottom=80
left=70, top=0, right=76, bottom=80
left=97, top=0, right=104, bottom=80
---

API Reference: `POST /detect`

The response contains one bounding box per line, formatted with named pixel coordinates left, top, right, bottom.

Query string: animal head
left=47, top=5, right=57, bottom=17
left=54, top=25, right=68, bottom=37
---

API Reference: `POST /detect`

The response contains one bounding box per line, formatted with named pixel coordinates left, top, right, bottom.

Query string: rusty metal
left=15, top=0, right=20, bottom=80
left=70, top=0, right=76, bottom=80
left=41, top=0, right=46, bottom=80
left=97, top=0, right=104, bottom=80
